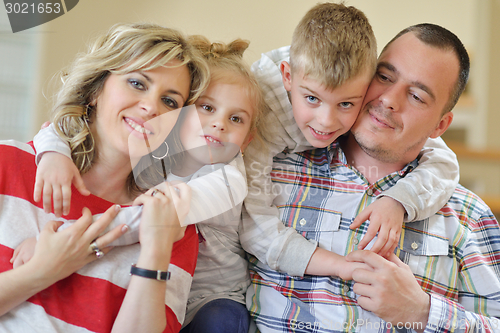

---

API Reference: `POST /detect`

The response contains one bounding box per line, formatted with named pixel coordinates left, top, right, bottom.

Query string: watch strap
left=130, top=264, right=170, bottom=281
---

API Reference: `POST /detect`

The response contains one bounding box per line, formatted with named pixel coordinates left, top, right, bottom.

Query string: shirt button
left=299, top=218, right=307, bottom=226
left=353, top=238, right=359, bottom=245
left=343, top=285, right=349, bottom=293
left=411, top=242, right=419, bottom=250
left=366, top=188, right=373, bottom=196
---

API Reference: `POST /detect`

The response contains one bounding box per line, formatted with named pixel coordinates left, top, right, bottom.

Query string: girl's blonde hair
left=51, top=23, right=210, bottom=181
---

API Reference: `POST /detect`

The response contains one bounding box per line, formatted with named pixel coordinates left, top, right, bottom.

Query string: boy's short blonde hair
left=290, top=2, right=377, bottom=89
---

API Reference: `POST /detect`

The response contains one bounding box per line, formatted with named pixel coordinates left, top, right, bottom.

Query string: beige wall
left=33, top=0, right=486, bottom=131
left=487, top=0, right=500, bottom=149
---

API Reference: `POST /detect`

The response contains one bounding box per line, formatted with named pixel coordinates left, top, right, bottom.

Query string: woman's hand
left=132, top=183, right=191, bottom=253
left=0, top=204, right=126, bottom=317
left=28, top=205, right=125, bottom=283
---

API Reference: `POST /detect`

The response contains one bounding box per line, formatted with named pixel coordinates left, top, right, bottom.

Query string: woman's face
left=178, top=80, right=255, bottom=169
left=92, top=61, right=191, bottom=162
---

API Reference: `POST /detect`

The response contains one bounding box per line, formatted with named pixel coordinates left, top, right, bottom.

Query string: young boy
left=240, top=3, right=459, bottom=329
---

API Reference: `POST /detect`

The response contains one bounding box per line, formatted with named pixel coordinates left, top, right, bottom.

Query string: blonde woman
left=0, top=23, right=209, bottom=333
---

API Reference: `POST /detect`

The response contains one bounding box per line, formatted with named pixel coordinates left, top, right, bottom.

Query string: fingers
left=94, top=224, right=129, bottom=249
left=41, top=121, right=51, bottom=129
left=61, top=185, right=72, bottom=216
left=351, top=208, right=370, bottom=230
left=172, top=182, right=190, bottom=200
left=82, top=205, right=121, bottom=242
left=33, top=177, right=43, bottom=203
left=346, top=250, right=390, bottom=270
left=52, top=184, right=63, bottom=218
left=73, top=173, right=90, bottom=197
left=61, top=207, right=94, bottom=240
left=378, top=229, right=400, bottom=258
left=42, top=183, right=53, bottom=215
left=358, top=224, right=379, bottom=250
left=42, top=220, right=65, bottom=235
left=10, top=246, right=20, bottom=264
left=385, top=252, right=406, bottom=268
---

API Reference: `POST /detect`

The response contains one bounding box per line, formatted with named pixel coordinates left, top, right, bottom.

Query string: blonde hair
left=51, top=23, right=210, bottom=182
left=189, top=35, right=270, bottom=146
left=290, top=2, right=377, bottom=89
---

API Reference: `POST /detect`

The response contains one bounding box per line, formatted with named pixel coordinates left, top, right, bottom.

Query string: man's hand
left=350, top=196, right=405, bottom=257
left=347, top=250, right=430, bottom=332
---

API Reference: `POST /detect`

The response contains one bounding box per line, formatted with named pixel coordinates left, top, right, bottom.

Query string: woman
left=0, top=23, right=209, bottom=333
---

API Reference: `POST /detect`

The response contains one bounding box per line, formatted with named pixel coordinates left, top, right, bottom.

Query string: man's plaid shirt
left=247, top=143, right=500, bottom=333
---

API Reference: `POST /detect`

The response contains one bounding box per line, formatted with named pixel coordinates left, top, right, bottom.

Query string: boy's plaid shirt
left=247, top=143, right=500, bottom=333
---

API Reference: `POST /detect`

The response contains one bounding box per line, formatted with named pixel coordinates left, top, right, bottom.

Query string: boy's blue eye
left=306, top=95, right=319, bottom=103
left=339, top=102, right=353, bottom=108
left=162, top=97, right=179, bottom=109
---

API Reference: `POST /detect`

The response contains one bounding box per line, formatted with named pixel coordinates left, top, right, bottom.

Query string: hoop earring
left=83, top=104, right=93, bottom=123
left=151, top=142, right=169, bottom=160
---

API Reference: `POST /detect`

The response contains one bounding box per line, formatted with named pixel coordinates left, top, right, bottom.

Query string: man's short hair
left=381, top=23, right=470, bottom=114
left=290, top=2, right=377, bottom=89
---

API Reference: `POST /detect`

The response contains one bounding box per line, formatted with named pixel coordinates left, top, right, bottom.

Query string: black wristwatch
left=130, top=264, right=171, bottom=281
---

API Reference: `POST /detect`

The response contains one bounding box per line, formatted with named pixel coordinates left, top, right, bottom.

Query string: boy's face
left=281, top=61, right=371, bottom=148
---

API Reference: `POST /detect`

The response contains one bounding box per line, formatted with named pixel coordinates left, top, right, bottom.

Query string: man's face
left=350, top=32, right=458, bottom=164
left=281, top=61, right=371, bottom=148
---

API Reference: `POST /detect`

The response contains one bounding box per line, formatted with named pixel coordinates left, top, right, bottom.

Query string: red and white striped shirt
left=0, top=140, right=198, bottom=333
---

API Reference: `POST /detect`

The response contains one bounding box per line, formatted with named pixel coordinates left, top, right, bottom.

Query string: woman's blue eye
left=128, top=79, right=145, bottom=90
left=162, top=97, right=179, bottom=109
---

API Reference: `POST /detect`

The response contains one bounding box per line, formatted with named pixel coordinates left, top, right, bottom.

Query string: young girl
left=14, top=36, right=269, bottom=333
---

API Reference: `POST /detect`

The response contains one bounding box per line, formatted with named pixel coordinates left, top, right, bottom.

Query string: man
left=247, top=24, right=500, bottom=332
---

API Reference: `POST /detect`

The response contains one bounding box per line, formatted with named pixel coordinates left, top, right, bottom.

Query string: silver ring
left=95, top=250, right=105, bottom=259
left=90, top=241, right=99, bottom=253
left=151, top=189, right=165, bottom=197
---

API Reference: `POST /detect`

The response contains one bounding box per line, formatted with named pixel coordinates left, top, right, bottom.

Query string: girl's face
left=179, top=80, right=254, bottom=168
left=92, top=61, right=191, bottom=161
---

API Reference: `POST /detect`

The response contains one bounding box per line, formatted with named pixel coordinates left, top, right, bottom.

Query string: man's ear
left=280, top=61, right=292, bottom=92
left=430, top=112, right=454, bottom=138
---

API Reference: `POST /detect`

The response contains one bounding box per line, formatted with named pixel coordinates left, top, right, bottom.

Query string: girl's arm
left=181, top=156, right=247, bottom=226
